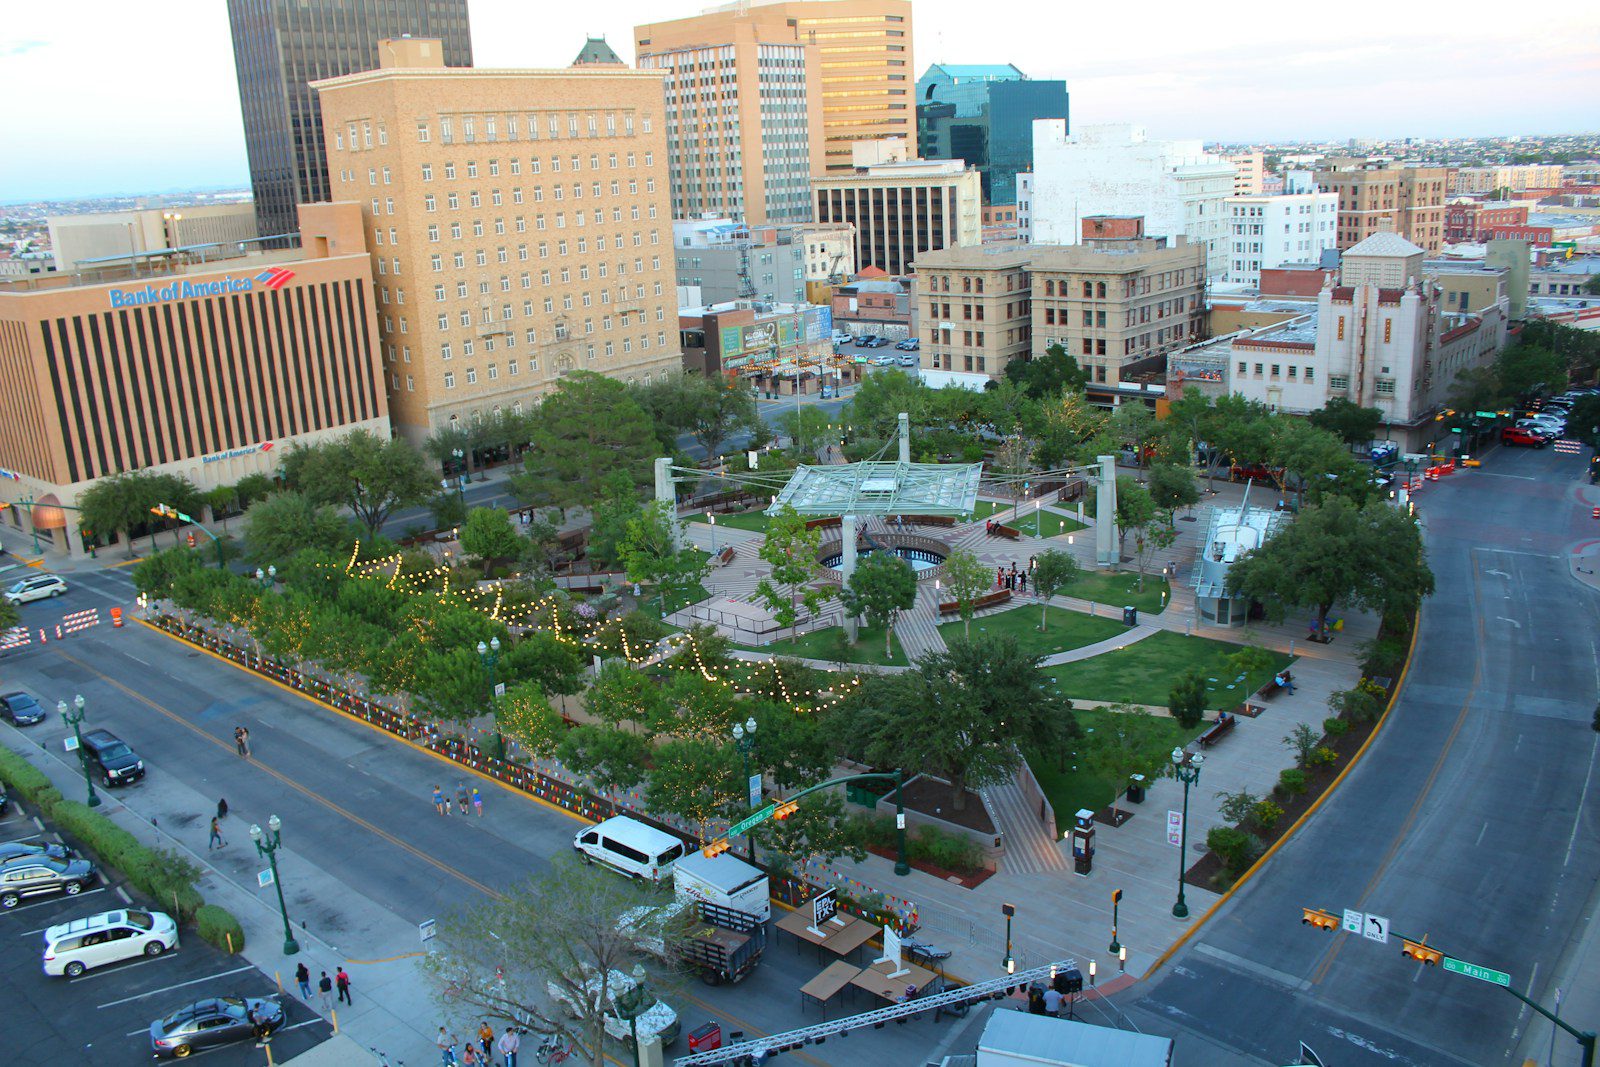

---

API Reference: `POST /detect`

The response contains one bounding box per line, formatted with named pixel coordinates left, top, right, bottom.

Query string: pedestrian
left=996, top=565, right=1005, bottom=588
left=432, top=784, right=447, bottom=815
left=318, top=971, right=333, bottom=1013
left=477, top=1021, right=494, bottom=1059
left=462, top=1043, right=481, bottom=1067
left=438, top=1027, right=457, bottom=1066
left=457, top=781, right=470, bottom=817
left=336, top=966, right=352, bottom=1005
left=1042, top=984, right=1063, bottom=1016
left=208, top=816, right=225, bottom=850
left=1018, top=570, right=1028, bottom=594
left=234, top=725, right=250, bottom=757
left=217, top=797, right=229, bottom=821
left=472, top=786, right=484, bottom=818
left=1027, top=986, right=1046, bottom=1014
left=498, top=1027, right=520, bottom=1067
left=295, top=962, right=311, bottom=1001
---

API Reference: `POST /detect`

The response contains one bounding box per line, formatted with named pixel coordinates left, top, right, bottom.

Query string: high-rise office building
left=637, top=0, right=914, bottom=177
left=916, top=64, right=1067, bottom=206
left=634, top=17, right=822, bottom=225
left=813, top=141, right=982, bottom=275
left=1312, top=163, right=1449, bottom=253
left=313, top=38, right=681, bottom=443
left=227, top=0, right=473, bottom=241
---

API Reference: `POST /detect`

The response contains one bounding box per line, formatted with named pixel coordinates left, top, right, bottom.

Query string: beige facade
left=1451, top=165, right=1564, bottom=195
left=1314, top=165, right=1449, bottom=253
left=313, top=38, right=681, bottom=442
left=636, top=17, right=824, bottom=225
left=912, top=243, right=1032, bottom=380
left=637, top=0, right=914, bottom=176
left=1226, top=151, right=1265, bottom=196
left=813, top=157, right=981, bottom=275
left=1030, top=237, right=1207, bottom=386
left=48, top=203, right=259, bottom=274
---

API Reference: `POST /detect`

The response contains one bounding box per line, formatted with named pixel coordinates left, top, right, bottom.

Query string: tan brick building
left=912, top=243, right=1031, bottom=380
left=813, top=150, right=982, bottom=275
left=637, top=0, right=914, bottom=176
left=1314, top=164, right=1449, bottom=253
left=313, top=37, right=681, bottom=443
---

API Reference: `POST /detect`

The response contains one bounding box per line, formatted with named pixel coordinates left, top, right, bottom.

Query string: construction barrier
left=111, top=607, right=123, bottom=628
left=59, top=608, right=100, bottom=637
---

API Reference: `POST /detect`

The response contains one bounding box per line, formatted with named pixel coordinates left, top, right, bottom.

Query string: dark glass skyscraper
left=227, top=0, right=473, bottom=241
left=916, top=64, right=1067, bottom=205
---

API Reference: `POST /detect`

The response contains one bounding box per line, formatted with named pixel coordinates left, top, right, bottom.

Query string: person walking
left=1018, top=570, right=1028, bottom=595
left=497, top=1027, right=520, bottom=1067
left=471, top=786, right=484, bottom=818
left=295, top=962, right=311, bottom=1001
left=216, top=798, right=229, bottom=821
left=437, top=1028, right=458, bottom=1066
left=456, top=781, right=471, bottom=818
left=432, top=784, right=447, bottom=815
left=335, top=966, right=352, bottom=1005
left=234, top=726, right=250, bottom=757
left=208, top=816, right=226, bottom=850
left=317, top=971, right=333, bottom=1013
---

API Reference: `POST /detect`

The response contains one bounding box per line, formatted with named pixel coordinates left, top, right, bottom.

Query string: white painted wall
left=1225, top=191, right=1337, bottom=286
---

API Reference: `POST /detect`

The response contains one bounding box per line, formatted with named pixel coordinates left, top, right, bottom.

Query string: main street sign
left=1443, top=957, right=1510, bottom=987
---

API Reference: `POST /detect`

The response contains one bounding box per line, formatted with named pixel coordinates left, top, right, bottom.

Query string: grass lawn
left=1026, top=705, right=1204, bottom=820
left=735, top=623, right=912, bottom=666
left=941, top=605, right=1125, bottom=660
left=1041, top=630, right=1292, bottom=710
left=689, top=510, right=770, bottom=534
left=1065, top=569, right=1170, bottom=614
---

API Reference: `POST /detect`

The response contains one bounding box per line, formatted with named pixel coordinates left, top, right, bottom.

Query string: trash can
left=1126, top=774, right=1147, bottom=804
left=1123, top=605, right=1138, bottom=627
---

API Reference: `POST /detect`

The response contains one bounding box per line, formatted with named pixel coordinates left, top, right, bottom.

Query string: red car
left=1501, top=426, right=1549, bottom=448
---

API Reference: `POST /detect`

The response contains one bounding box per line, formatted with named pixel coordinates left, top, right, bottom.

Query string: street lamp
left=1001, top=902, right=1016, bottom=974
left=58, top=696, right=100, bottom=808
left=250, top=815, right=300, bottom=955
left=708, top=512, right=717, bottom=556
left=478, top=636, right=502, bottom=749
left=1170, top=747, right=1205, bottom=919
left=254, top=565, right=277, bottom=588
left=731, top=717, right=759, bottom=863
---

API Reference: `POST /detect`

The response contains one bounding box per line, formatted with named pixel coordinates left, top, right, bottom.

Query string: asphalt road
left=1119, top=443, right=1600, bottom=1065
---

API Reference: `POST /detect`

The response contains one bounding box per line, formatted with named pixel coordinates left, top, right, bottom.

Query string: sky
left=3, top=0, right=1598, bottom=203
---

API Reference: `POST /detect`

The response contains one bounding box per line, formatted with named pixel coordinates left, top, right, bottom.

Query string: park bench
left=805, top=516, right=843, bottom=531
left=712, top=546, right=737, bottom=568
left=1257, top=669, right=1292, bottom=700
left=938, top=589, right=1012, bottom=617
left=897, top=514, right=955, bottom=527
left=992, top=524, right=1021, bottom=541
left=1197, top=712, right=1236, bottom=748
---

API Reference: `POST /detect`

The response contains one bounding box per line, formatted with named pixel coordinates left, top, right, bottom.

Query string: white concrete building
left=1015, top=172, right=1034, bottom=242
left=1028, top=123, right=1235, bottom=279
left=1224, top=174, right=1337, bottom=286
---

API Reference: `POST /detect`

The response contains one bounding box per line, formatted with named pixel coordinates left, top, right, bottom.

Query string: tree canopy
left=281, top=430, right=434, bottom=535
left=838, top=550, right=917, bottom=658
left=512, top=372, right=660, bottom=511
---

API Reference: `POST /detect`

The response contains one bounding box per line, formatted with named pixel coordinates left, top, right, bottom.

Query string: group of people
left=292, top=962, right=353, bottom=1012
left=438, top=1023, right=522, bottom=1066
left=996, top=563, right=1029, bottom=594
left=432, top=781, right=485, bottom=817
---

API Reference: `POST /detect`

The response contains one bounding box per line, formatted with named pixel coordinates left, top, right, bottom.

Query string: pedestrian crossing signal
left=1301, top=908, right=1339, bottom=931
left=1402, top=938, right=1443, bottom=965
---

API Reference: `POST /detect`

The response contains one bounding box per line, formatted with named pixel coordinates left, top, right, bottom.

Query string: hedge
left=196, top=904, right=247, bottom=954
left=0, top=742, right=64, bottom=809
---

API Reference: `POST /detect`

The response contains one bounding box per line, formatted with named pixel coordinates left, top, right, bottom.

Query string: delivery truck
left=670, top=849, right=770, bottom=922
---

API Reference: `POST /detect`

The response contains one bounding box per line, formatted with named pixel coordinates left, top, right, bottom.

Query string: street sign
left=419, top=919, right=436, bottom=943
left=1474, top=411, right=1499, bottom=419
left=1166, top=811, right=1182, bottom=847
left=63, top=735, right=79, bottom=752
left=257, top=869, right=274, bottom=889
left=747, top=773, right=763, bottom=808
left=1442, top=957, right=1510, bottom=987
left=727, top=802, right=776, bottom=838
left=1341, top=909, right=1364, bottom=935
left=1363, top=914, right=1390, bottom=944
left=494, top=682, right=506, bottom=697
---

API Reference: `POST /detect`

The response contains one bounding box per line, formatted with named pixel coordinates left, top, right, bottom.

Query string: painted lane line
left=96, top=963, right=256, bottom=1009
left=0, top=886, right=107, bottom=914
left=1564, top=733, right=1599, bottom=869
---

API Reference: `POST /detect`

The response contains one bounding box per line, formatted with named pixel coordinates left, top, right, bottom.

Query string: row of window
left=428, top=247, right=657, bottom=273
left=417, top=152, right=653, bottom=181
left=1237, top=361, right=1317, bottom=383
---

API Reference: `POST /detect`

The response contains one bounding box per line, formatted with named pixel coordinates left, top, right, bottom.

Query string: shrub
left=1360, top=634, right=1409, bottom=678
left=1310, top=745, right=1339, bottom=768
left=1277, top=768, right=1307, bottom=796
left=911, top=825, right=984, bottom=873
left=0, top=744, right=64, bottom=811
left=1251, top=800, right=1284, bottom=832
left=1214, top=789, right=1261, bottom=828
left=1206, top=826, right=1263, bottom=877
left=1328, top=679, right=1388, bottom=724
left=1323, top=717, right=1351, bottom=738
left=48, top=801, right=204, bottom=921
left=1168, top=669, right=1207, bottom=730
left=195, top=905, right=247, bottom=953
left=1283, top=723, right=1319, bottom=769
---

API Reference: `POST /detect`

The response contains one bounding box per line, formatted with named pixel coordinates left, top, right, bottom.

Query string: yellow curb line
left=346, top=952, right=428, bottom=965
left=1140, top=601, right=1424, bottom=981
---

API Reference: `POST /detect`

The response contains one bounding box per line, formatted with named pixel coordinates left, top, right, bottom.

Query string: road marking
left=1475, top=822, right=1488, bottom=848
left=0, top=833, right=43, bottom=844
left=274, top=1019, right=325, bottom=1034
left=70, top=948, right=179, bottom=984
left=97, top=963, right=256, bottom=1009
left=0, top=886, right=107, bottom=914
left=1564, top=733, right=1599, bottom=868
left=1191, top=942, right=1310, bottom=991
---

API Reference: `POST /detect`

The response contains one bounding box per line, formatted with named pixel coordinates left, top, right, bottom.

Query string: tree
left=78, top=473, right=153, bottom=557
left=1269, top=420, right=1362, bottom=509
left=754, top=505, right=824, bottom=643
left=1586, top=275, right=1600, bottom=297
left=427, top=490, right=468, bottom=531
left=1567, top=395, right=1600, bottom=451
left=1110, top=402, right=1160, bottom=468
left=1030, top=549, right=1079, bottom=631
left=618, top=501, right=709, bottom=615
left=838, top=551, right=917, bottom=658
left=1448, top=365, right=1503, bottom=415
left=1084, top=706, right=1172, bottom=818
left=241, top=491, right=353, bottom=565
left=494, top=680, right=565, bottom=759
left=1225, top=495, right=1435, bottom=636
left=203, top=484, right=238, bottom=528
left=1309, top=398, right=1384, bottom=448
left=776, top=405, right=833, bottom=459
left=1113, top=476, right=1155, bottom=565
left=1169, top=669, right=1207, bottom=729
left=750, top=703, right=839, bottom=793
left=1496, top=342, right=1568, bottom=401
left=1004, top=341, right=1089, bottom=399
left=1146, top=463, right=1199, bottom=520
left=632, top=374, right=757, bottom=459
left=558, top=725, right=651, bottom=810
left=585, top=661, right=674, bottom=736
left=513, top=372, right=660, bottom=512
left=0, top=597, right=16, bottom=631
left=1203, top=394, right=1273, bottom=488
left=940, top=546, right=992, bottom=637
left=1161, top=387, right=1213, bottom=475
left=645, top=738, right=742, bottom=840
left=421, top=858, right=676, bottom=1066
left=585, top=473, right=643, bottom=569
left=848, top=369, right=926, bottom=439
left=761, top=792, right=866, bottom=874
left=412, top=646, right=494, bottom=723
left=286, top=430, right=435, bottom=536
left=458, top=507, right=522, bottom=576
left=1132, top=519, right=1176, bottom=591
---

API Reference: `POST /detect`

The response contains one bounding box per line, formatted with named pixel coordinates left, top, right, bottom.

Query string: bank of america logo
left=255, top=268, right=296, bottom=290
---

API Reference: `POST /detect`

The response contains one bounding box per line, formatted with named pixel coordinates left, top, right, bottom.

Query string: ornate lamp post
left=1170, top=747, right=1205, bottom=919
left=731, top=717, right=759, bottom=863
left=707, top=512, right=717, bottom=555
left=478, top=636, right=503, bottom=749
left=250, top=815, right=300, bottom=955
left=58, top=695, right=100, bottom=808
left=254, top=565, right=277, bottom=589
left=1002, top=902, right=1016, bottom=974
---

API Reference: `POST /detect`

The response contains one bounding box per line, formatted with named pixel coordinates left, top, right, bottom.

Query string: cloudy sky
left=4, top=0, right=1597, bottom=202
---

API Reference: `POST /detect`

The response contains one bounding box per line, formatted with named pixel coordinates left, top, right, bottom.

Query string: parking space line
left=1, top=833, right=43, bottom=844
left=97, top=963, right=256, bottom=1009
left=0, top=886, right=106, bottom=914
left=276, top=1019, right=325, bottom=1034
left=70, top=948, right=179, bottom=984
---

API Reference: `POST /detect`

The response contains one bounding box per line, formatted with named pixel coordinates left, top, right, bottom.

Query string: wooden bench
left=1257, top=669, right=1292, bottom=700
left=991, top=524, right=1021, bottom=541
left=712, top=546, right=737, bottom=568
left=938, top=589, right=1012, bottom=617
left=1197, top=712, right=1236, bottom=747
left=805, top=516, right=843, bottom=531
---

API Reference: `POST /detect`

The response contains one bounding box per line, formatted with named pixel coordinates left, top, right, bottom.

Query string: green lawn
left=940, top=605, right=1125, bottom=660
left=1064, top=570, right=1170, bottom=614
left=736, top=623, right=912, bottom=666
left=1040, top=631, right=1292, bottom=710
left=1027, top=705, right=1204, bottom=820
left=689, top=510, right=770, bottom=534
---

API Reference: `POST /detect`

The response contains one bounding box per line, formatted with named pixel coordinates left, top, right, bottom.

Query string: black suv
left=79, top=729, right=144, bottom=787
left=0, top=854, right=96, bottom=909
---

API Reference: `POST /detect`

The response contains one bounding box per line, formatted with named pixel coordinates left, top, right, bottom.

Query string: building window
left=1305, top=367, right=1315, bottom=383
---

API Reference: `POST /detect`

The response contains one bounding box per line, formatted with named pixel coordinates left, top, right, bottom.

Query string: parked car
left=0, top=840, right=73, bottom=864
left=896, top=354, right=918, bottom=367
left=44, top=908, right=178, bottom=977
left=871, top=355, right=895, bottom=366
left=4, top=574, right=66, bottom=604
left=1502, top=427, right=1550, bottom=448
left=865, top=337, right=891, bottom=348
left=574, top=816, right=685, bottom=882
left=894, top=338, right=920, bottom=350
left=546, top=965, right=680, bottom=1047
left=853, top=335, right=877, bottom=347
left=149, top=995, right=284, bottom=1058
left=79, top=728, right=145, bottom=787
left=0, top=692, right=46, bottom=726
left=0, top=854, right=96, bottom=909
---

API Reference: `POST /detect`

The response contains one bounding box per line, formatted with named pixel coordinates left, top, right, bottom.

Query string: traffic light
left=149, top=504, right=175, bottom=519
left=1402, top=938, right=1444, bottom=966
left=701, top=838, right=731, bottom=858
left=1301, top=907, right=1339, bottom=931
left=772, top=800, right=799, bottom=821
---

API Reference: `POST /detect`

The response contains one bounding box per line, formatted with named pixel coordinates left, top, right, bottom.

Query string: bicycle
left=534, top=1034, right=573, bottom=1064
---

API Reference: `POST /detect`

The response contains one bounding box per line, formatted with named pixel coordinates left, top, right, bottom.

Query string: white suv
left=5, top=574, right=67, bottom=604
left=43, top=908, right=178, bottom=977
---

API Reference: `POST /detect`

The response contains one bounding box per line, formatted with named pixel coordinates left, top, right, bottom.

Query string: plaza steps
left=983, top=768, right=1071, bottom=874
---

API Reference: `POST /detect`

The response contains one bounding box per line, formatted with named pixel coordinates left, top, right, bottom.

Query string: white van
left=574, top=816, right=686, bottom=882
left=672, top=849, right=770, bottom=922
left=43, top=908, right=178, bottom=977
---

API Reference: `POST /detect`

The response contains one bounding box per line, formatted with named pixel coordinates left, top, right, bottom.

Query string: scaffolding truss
left=764, top=461, right=982, bottom=517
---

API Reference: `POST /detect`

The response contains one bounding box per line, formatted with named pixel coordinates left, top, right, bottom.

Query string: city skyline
left=4, top=0, right=1599, bottom=203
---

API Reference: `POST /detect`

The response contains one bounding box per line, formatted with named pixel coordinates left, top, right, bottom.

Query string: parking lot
left=0, top=799, right=332, bottom=1064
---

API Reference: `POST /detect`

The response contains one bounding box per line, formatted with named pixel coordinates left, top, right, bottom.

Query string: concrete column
left=1095, top=454, right=1117, bottom=569
left=654, top=457, right=681, bottom=552
left=840, top=513, right=859, bottom=642
left=897, top=412, right=911, bottom=465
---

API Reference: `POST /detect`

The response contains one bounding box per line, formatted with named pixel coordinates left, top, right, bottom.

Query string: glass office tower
left=227, top=0, right=473, bottom=241
left=916, top=64, right=1067, bottom=205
